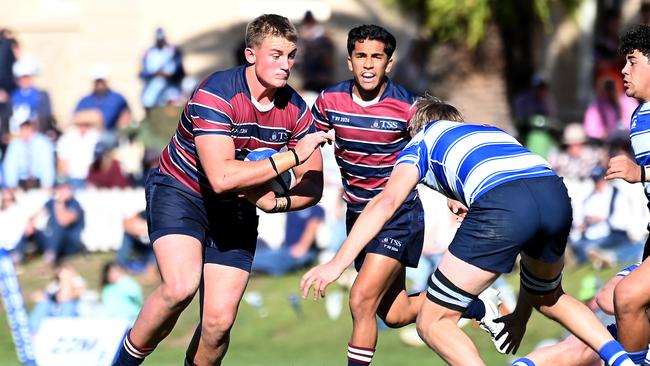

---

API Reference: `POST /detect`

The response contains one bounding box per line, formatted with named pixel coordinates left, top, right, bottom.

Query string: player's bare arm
left=196, top=131, right=331, bottom=194
left=284, top=146, right=324, bottom=210
left=606, top=154, right=642, bottom=183
left=300, top=163, right=420, bottom=300
left=244, top=147, right=325, bottom=213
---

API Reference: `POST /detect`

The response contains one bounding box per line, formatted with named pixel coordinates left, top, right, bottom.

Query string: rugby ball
left=245, top=147, right=297, bottom=196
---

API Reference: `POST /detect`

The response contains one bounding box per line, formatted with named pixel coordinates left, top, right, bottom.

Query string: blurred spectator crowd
left=1, top=5, right=650, bottom=340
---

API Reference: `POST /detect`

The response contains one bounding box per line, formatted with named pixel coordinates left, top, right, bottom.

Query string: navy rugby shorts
left=145, top=169, right=258, bottom=272
left=346, top=196, right=425, bottom=270
left=449, top=175, right=571, bottom=273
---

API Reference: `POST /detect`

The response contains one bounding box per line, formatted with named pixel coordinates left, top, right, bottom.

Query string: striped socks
left=347, top=343, right=375, bottom=366
left=599, top=340, right=636, bottom=366
left=112, top=330, right=155, bottom=366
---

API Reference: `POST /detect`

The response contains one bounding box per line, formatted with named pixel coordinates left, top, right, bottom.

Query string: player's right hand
left=294, top=131, right=333, bottom=164
left=606, top=154, right=641, bottom=183
left=493, top=312, right=527, bottom=354
left=300, top=261, right=344, bottom=301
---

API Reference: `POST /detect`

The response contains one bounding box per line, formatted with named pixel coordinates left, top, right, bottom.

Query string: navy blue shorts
left=449, top=175, right=572, bottom=273
left=145, top=169, right=258, bottom=272
left=346, top=197, right=425, bottom=270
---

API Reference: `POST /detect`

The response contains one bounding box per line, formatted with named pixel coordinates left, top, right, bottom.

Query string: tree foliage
left=386, top=0, right=582, bottom=47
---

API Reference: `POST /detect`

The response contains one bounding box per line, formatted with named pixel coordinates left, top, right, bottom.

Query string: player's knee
left=415, top=312, right=441, bottom=345
left=202, top=311, right=237, bottom=341
left=349, top=287, right=378, bottom=318
left=595, top=289, right=615, bottom=314
left=160, top=281, right=197, bottom=310
left=614, top=279, right=646, bottom=313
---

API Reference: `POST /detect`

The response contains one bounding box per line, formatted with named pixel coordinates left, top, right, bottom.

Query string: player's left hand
left=493, top=312, right=528, bottom=354
left=447, top=198, right=468, bottom=222
left=294, top=131, right=333, bottom=164
left=606, top=154, right=641, bottom=183
left=300, top=261, right=345, bottom=300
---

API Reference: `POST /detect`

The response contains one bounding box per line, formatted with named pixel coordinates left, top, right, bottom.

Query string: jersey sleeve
left=311, top=93, right=332, bottom=132
left=396, top=133, right=428, bottom=181
left=287, top=102, right=314, bottom=149
left=187, top=88, right=235, bottom=137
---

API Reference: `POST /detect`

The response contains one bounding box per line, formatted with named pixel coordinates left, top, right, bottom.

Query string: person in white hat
left=9, top=56, right=53, bottom=134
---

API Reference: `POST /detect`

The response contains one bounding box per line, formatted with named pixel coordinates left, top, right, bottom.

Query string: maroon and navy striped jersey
left=311, top=79, right=418, bottom=212
left=159, top=65, right=313, bottom=194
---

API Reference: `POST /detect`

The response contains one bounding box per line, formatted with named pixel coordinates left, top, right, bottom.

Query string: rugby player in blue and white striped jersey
left=302, top=96, right=634, bottom=366
left=605, top=24, right=650, bottom=366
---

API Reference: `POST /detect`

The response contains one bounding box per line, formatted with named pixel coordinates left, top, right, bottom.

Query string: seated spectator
left=100, top=261, right=143, bottom=322
left=252, top=204, right=325, bottom=276
left=115, top=210, right=154, bottom=272
left=9, top=56, right=53, bottom=135
left=548, top=123, right=603, bottom=181
left=56, top=110, right=102, bottom=189
left=139, top=28, right=184, bottom=110
left=75, top=64, right=131, bottom=131
left=569, top=165, right=642, bottom=267
left=2, top=119, right=55, bottom=190
left=0, top=188, right=30, bottom=253
left=28, top=264, right=86, bottom=334
left=86, top=140, right=129, bottom=189
left=12, top=180, right=85, bottom=265
left=583, top=78, right=637, bottom=141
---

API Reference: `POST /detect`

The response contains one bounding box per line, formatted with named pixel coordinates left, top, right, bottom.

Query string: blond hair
left=409, top=95, right=464, bottom=137
left=245, top=14, right=298, bottom=49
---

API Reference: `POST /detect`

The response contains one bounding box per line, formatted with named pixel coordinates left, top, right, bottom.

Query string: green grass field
left=0, top=253, right=621, bottom=365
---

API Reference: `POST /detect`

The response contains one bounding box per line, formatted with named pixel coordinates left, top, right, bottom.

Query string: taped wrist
left=270, top=196, right=291, bottom=213
left=271, top=150, right=299, bottom=173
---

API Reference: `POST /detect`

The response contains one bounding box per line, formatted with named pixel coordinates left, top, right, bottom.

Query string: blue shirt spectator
left=9, top=57, right=53, bottom=134
left=75, top=65, right=130, bottom=130
left=2, top=121, right=55, bottom=189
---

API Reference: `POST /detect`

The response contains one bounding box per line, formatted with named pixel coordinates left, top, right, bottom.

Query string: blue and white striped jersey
left=630, top=102, right=650, bottom=207
left=396, top=120, right=555, bottom=207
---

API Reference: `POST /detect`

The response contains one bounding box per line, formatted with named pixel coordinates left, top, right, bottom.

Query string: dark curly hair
left=347, top=25, right=396, bottom=58
left=619, top=24, right=650, bottom=58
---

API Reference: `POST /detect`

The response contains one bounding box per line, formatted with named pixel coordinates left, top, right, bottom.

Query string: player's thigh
left=201, top=263, right=250, bottom=319
left=437, top=250, right=500, bottom=296
left=153, top=234, right=203, bottom=289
